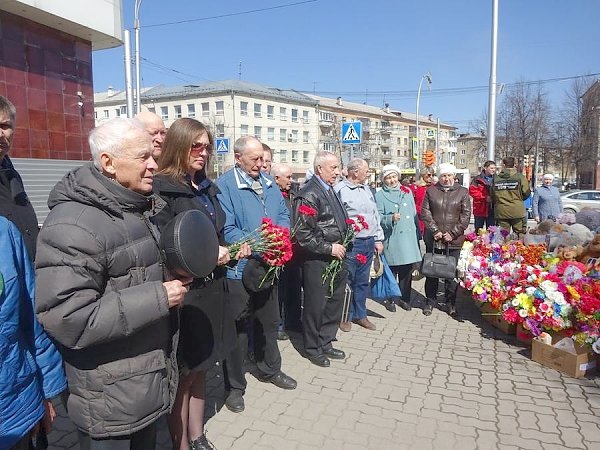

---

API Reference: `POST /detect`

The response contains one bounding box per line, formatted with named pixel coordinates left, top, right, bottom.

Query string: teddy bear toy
left=578, top=233, right=600, bottom=266
left=576, top=208, right=600, bottom=233
left=555, top=245, right=583, bottom=261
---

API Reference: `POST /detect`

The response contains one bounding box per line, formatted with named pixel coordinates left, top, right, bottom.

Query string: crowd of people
left=1, top=90, right=550, bottom=450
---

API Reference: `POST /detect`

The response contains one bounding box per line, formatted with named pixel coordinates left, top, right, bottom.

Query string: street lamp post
left=415, top=72, right=432, bottom=176
left=134, top=0, right=143, bottom=114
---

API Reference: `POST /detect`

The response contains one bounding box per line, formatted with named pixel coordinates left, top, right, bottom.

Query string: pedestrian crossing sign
left=341, top=121, right=362, bottom=144
left=215, top=138, right=230, bottom=154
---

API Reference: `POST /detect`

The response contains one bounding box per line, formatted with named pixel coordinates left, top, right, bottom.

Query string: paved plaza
left=48, top=279, right=600, bottom=450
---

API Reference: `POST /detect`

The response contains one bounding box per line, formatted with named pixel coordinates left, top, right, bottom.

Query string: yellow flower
left=567, top=285, right=580, bottom=301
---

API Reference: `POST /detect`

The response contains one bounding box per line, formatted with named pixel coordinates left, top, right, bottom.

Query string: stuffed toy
left=576, top=208, right=600, bottom=233
left=555, top=245, right=583, bottom=261
left=578, top=233, right=600, bottom=266
left=563, top=223, right=595, bottom=247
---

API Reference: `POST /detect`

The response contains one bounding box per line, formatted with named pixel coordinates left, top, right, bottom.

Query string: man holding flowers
left=294, top=151, right=349, bottom=367
left=335, top=158, right=384, bottom=331
left=217, top=136, right=297, bottom=414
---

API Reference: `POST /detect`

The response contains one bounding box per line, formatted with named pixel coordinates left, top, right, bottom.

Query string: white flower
left=512, top=298, right=520, bottom=307
left=518, top=309, right=529, bottom=318
left=525, top=287, right=536, bottom=295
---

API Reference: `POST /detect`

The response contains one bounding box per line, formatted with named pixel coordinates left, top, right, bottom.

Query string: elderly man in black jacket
left=294, top=151, right=349, bottom=367
left=35, top=118, right=191, bottom=450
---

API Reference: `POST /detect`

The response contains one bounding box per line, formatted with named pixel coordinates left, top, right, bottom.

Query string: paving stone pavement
left=47, top=279, right=600, bottom=450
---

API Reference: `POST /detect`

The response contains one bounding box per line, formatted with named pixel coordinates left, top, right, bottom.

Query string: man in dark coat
left=294, top=151, right=349, bottom=367
left=35, top=118, right=191, bottom=449
left=0, top=95, right=39, bottom=260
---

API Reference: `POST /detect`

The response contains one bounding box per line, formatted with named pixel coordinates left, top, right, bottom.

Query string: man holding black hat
left=217, top=136, right=297, bottom=414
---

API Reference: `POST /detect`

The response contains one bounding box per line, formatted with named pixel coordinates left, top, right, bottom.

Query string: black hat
left=160, top=209, right=219, bottom=279
left=242, top=257, right=275, bottom=293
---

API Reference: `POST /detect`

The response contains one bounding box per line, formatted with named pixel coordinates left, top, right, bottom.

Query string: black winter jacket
left=35, top=163, right=176, bottom=438
left=293, top=176, right=348, bottom=257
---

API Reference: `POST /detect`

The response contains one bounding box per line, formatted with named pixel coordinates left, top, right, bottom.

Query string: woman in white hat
left=375, top=164, right=422, bottom=312
left=532, top=173, right=562, bottom=222
left=420, top=163, right=471, bottom=317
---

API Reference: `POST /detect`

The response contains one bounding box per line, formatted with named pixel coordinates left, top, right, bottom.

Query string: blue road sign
left=215, top=138, right=230, bottom=154
left=341, top=121, right=362, bottom=144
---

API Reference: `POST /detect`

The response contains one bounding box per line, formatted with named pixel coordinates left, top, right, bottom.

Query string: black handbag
left=420, top=242, right=457, bottom=279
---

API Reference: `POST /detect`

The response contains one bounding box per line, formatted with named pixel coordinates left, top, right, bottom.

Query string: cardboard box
left=532, top=336, right=597, bottom=378
left=478, top=302, right=516, bottom=335
left=516, top=323, right=533, bottom=346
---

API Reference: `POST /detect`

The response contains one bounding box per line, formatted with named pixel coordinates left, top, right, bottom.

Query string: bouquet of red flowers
left=322, top=215, right=369, bottom=295
left=228, top=217, right=293, bottom=287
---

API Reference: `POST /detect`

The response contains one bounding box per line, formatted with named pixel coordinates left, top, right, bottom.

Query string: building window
left=187, top=104, right=195, bottom=118
left=267, top=105, right=274, bottom=119
left=215, top=124, right=225, bottom=137
left=292, top=150, right=299, bottom=163
left=323, top=142, right=335, bottom=152
left=103, top=109, right=109, bottom=118
left=120, top=105, right=127, bottom=116
left=215, top=101, right=224, bottom=116
left=267, top=127, right=275, bottom=141
left=291, top=130, right=298, bottom=143
left=303, top=151, right=310, bottom=163
left=254, top=103, right=262, bottom=118
left=148, top=107, right=156, bottom=113
left=160, top=106, right=168, bottom=120
left=115, top=108, right=120, bottom=117
left=254, top=126, right=262, bottom=139
left=409, top=126, right=416, bottom=134
left=320, top=111, right=333, bottom=121
left=202, top=102, right=209, bottom=116
left=280, top=129, right=287, bottom=142
left=291, top=109, right=298, bottom=122
left=303, top=131, right=309, bottom=143
left=279, top=150, right=288, bottom=163
left=461, top=149, right=466, bottom=155
left=240, top=101, right=248, bottom=116
left=280, top=107, right=287, bottom=121
left=302, top=110, right=309, bottom=123
left=94, top=111, right=98, bottom=119
left=174, top=105, right=182, bottom=119
left=240, top=124, right=248, bottom=136
left=460, top=158, right=466, bottom=165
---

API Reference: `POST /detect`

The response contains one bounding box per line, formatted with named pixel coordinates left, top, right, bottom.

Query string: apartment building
left=456, top=133, right=487, bottom=175
left=580, top=79, right=600, bottom=189
left=94, top=80, right=457, bottom=180
left=94, top=80, right=318, bottom=178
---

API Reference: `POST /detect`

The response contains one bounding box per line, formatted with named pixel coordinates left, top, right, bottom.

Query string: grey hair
left=347, top=158, right=367, bottom=172
left=271, top=162, right=292, bottom=178
left=234, top=135, right=261, bottom=155
left=0, top=95, right=17, bottom=123
left=88, top=118, right=148, bottom=168
left=313, top=151, right=338, bottom=171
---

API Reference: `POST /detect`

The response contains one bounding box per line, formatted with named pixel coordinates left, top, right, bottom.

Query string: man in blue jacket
left=217, top=136, right=297, bottom=414
left=0, top=217, right=66, bottom=450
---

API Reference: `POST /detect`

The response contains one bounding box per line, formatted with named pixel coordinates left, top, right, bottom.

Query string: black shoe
left=447, top=304, right=457, bottom=317
left=258, top=371, right=297, bottom=390
left=323, top=347, right=345, bottom=360
left=224, top=390, right=244, bottom=413
left=384, top=300, right=396, bottom=312
left=190, top=433, right=215, bottom=450
left=397, top=299, right=412, bottom=311
left=308, top=354, right=331, bottom=367
left=422, top=303, right=433, bottom=316
left=277, top=330, right=289, bottom=340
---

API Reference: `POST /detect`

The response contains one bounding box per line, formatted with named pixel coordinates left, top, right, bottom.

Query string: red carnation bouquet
left=322, top=215, right=369, bottom=295
left=228, top=217, right=293, bottom=287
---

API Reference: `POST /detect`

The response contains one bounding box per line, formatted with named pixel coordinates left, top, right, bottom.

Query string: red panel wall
left=0, top=10, right=94, bottom=160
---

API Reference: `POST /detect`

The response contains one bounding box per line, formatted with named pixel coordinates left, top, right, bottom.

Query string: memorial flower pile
left=460, top=227, right=600, bottom=353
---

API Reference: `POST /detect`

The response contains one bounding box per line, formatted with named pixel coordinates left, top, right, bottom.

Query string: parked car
left=560, top=190, right=600, bottom=214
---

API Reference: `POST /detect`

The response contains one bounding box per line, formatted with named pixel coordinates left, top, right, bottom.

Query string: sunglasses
left=190, top=142, right=212, bottom=156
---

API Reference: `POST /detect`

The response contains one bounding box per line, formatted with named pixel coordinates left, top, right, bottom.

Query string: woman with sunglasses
left=154, top=118, right=249, bottom=450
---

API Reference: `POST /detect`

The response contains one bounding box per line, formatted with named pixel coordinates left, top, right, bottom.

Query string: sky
left=92, top=0, right=600, bottom=132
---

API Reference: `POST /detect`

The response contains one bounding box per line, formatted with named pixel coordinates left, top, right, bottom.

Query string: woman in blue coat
left=533, top=174, right=563, bottom=222
left=0, top=217, right=66, bottom=449
left=375, top=165, right=422, bottom=312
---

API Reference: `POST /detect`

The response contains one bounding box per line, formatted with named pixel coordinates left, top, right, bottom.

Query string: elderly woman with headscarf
left=420, top=163, right=471, bottom=317
left=375, top=164, right=422, bottom=312
left=533, top=174, right=563, bottom=222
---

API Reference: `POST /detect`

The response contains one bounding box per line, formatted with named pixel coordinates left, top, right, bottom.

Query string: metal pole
left=123, top=30, right=134, bottom=118
left=416, top=77, right=423, bottom=174
left=134, top=0, right=143, bottom=114
left=487, top=0, right=499, bottom=161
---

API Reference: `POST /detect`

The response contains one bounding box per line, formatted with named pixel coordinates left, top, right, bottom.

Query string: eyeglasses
left=190, top=142, right=212, bottom=156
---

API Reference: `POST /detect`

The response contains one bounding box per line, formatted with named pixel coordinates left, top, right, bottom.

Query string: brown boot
left=339, top=321, right=352, bottom=332
left=352, top=318, right=376, bottom=330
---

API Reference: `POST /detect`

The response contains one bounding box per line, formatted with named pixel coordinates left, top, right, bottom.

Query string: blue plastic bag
left=370, top=254, right=401, bottom=303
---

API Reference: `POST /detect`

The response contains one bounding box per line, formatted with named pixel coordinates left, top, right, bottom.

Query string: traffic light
left=411, top=138, right=418, bottom=159
left=523, top=154, right=531, bottom=166
left=423, top=150, right=435, bottom=167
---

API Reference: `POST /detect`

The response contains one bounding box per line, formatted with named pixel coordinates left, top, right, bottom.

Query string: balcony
left=319, top=118, right=334, bottom=127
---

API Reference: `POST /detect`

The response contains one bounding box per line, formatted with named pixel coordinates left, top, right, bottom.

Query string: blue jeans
left=346, top=237, right=374, bottom=321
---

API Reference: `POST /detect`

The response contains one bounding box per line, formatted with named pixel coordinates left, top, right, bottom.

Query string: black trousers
left=278, top=258, right=303, bottom=330
left=77, top=422, right=157, bottom=450
left=301, top=258, right=348, bottom=358
left=223, top=279, right=281, bottom=392
left=474, top=214, right=495, bottom=235
left=390, top=263, right=413, bottom=304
